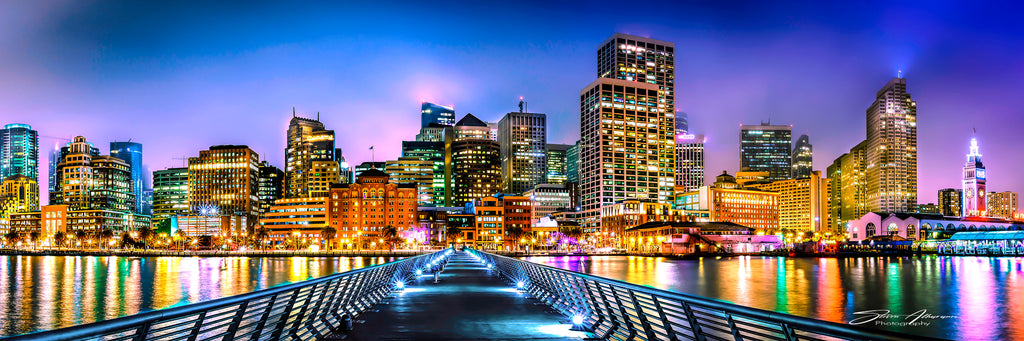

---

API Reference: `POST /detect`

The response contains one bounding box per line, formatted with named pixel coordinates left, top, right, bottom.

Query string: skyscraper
left=188, top=145, right=260, bottom=222
left=740, top=123, right=792, bottom=181
left=675, top=112, right=689, bottom=134
left=110, top=141, right=144, bottom=213
left=421, top=102, right=456, bottom=128
left=257, top=161, right=284, bottom=217
left=545, top=144, right=572, bottom=185
left=402, top=140, right=446, bottom=206
left=827, top=140, right=868, bottom=233
left=51, top=136, right=134, bottom=212
left=962, top=136, right=986, bottom=217
left=791, top=134, right=813, bottom=179
left=865, top=77, right=917, bottom=213
left=152, top=167, right=189, bottom=224
left=0, top=175, right=39, bottom=215
left=449, top=114, right=501, bottom=206
left=674, top=133, right=705, bottom=193
left=987, top=192, right=1018, bottom=220
left=498, top=110, right=547, bottom=194
left=937, top=188, right=962, bottom=217
left=386, top=156, right=435, bottom=206
left=0, top=124, right=39, bottom=183
left=566, top=141, right=580, bottom=184
left=596, top=33, right=676, bottom=204
left=285, top=112, right=340, bottom=198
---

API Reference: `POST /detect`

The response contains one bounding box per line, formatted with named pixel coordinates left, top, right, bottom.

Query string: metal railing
left=2, top=248, right=454, bottom=341
left=468, top=249, right=944, bottom=341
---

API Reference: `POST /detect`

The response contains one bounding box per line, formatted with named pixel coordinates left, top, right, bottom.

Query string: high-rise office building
left=0, top=124, right=39, bottom=183
left=257, top=161, right=284, bottom=217
left=421, top=102, right=456, bottom=128
left=403, top=140, right=446, bottom=207
left=285, top=112, right=340, bottom=198
left=188, top=145, right=260, bottom=223
left=740, top=123, right=792, bottom=181
left=596, top=33, right=676, bottom=204
left=386, top=157, right=434, bottom=206
left=566, top=141, right=580, bottom=184
left=110, top=141, right=144, bottom=213
left=962, top=137, right=986, bottom=217
left=675, top=112, right=688, bottom=134
left=865, top=77, right=917, bottom=213
left=545, top=144, right=572, bottom=185
left=498, top=110, right=547, bottom=194
left=937, top=188, right=962, bottom=217
left=448, top=114, right=501, bottom=206
left=827, top=140, right=868, bottom=233
left=0, top=175, right=39, bottom=215
left=674, top=133, right=705, bottom=193
left=988, top=192, right=1018, bottom=220
left=51, top=136, right=134, bottom=212
left=354, top=162, right=386, bottom=180
left=791, top=134, right=813, bottom=179
left=152, top=167, right=189, bottom=223
left=749, top=171, right=831, bottom=233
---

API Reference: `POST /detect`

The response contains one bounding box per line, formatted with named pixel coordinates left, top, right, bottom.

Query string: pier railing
left=2, top=248, right=454, bottom=341
left=468, top=249, right=941, bottom=341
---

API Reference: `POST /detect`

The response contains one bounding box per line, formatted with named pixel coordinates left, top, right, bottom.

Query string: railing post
left=268, top=289, right=301, bottom=341
left=628, top=289, right=658, bottom=340
left=651, top=296, right=679, bottom=341
left=130, top=321, right=152, bottom=341
left=247, top=293, right=279, bottom=341
left=680, top=302, right=708, bottom=341
left=221, top=300, right=249, bottom=341
left=725, top=313, right=744, bottom=341
left=186, top=311, right=207, bottom=341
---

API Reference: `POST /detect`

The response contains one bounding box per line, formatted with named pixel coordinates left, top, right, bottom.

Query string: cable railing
left=466, top=249, right=944, bottom=341
left=1, top=248, right=454, bottom=341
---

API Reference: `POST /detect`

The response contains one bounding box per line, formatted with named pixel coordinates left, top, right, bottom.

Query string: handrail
left=1, top=248, right=455, bottom=341
left=468, top=249, right=947, bottom=341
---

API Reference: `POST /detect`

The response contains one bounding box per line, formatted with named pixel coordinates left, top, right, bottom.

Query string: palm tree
left=137, top=226, right=154, bottom=249
left=74, top=230, right=88, bottom=248
left=97, top=228, right=115, bottom=249
left=559, top=225, right=585, bottom=252
left=319, top=226, right=337, bottom=251
left=505, top=226, right=527, bottom=252
left=53, top=231, right=67, bottom=248
left=3, top=231, right=21, bottom=247
left=252, top=227, right=270, bottom=251
left=28, top=231, right=41, bottom=249
left=445, top=226, right=462, bottom=247
left=174, top=229, right=189, bottom=250
left=381, top=225, right=400, bottom=251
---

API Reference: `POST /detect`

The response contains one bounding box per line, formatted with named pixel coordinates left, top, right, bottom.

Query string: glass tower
left=791, top=134, right=813, bottom=179
left=498, top=111, right=547, bottom=194
left=421, top=102, right=456, bottom=128
left=110, top=141, right=144, bottom=213
left=865, top=77, right=917, bottom=213
left=0, top=123, right=39, bottom=183
left=153, top=167, right=189, bottom=224
left=740, top=123, right=793, bottom=181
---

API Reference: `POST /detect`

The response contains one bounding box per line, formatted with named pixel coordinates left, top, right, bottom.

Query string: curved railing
left=1, top=248, right=454, bottom=341
left=467, top=249, right=944, bottom=341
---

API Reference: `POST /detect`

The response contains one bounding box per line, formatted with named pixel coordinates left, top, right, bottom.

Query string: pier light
left=416, top=269, right=423, bottom=276
left=516, top=281, right=525, bottom=289
left=395, top=281, right=405, bottom=290
left=572, top=314, right=584, bottom=325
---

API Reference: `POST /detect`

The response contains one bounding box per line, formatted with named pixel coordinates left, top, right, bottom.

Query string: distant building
left=188, top=145, right=260, bottom=224
left=988, top=192, right=1019, bottom=220
left=176, top=215, right=247, bottom=238
left=9, top=204, right=150, bottom=238
left=0, top=124, right=39, bottom=183
left=0, top=175, right=39, bottom=216
left=601, top=200, right=688, bottom=247
left=326, top=169, right=418, bottom=248
left=917, top=203, right=940, bottom=214
left=827, top=140, right=868, bottom=233
left=566, top=141, right=579, bottom=184
left=623, top=221, right=782, bottom=254
left=353, top=162, right=386, bottom=179
left=677, top=171, right=780, bottom=232
left=110, top=141, right=144, bottom=213
left=791, top=134, right=812, bottom=179
left=962, top=137, right=986, bottom=217
left=51, top=136, right=134, bottom=212
left=525, top=183, right=570, bottom=221
left=152, top=167, right=189, bottom=224
left=498, top=110, right=547, bottom=194
left=402, top=140, right=446, bottom=207
left=545, top=144, right=572, bottom=185
left=448, top=114, right=501, bottom=206
left=749, top=171, right=831, bottom=233
left=468, top=195, right=532, bottom=250
left=740, top=123, right=792, bottom=181
left=415, top=124, right=448, bottom=143
left=386, top=157, right=434, bottom=206
left=865, top=77, right=917, bottom=214
left=846, top=212, right=1022, bottom=242
left=260, top=197, right=327, bottom=244
left=938, top=188, right=962, bottom=217
left=674, top=133, right=705, bottom=193
left=421, top=102, right=456, bottom=128
left=285, top=113, right=341, bottom=198
left=735, top=171, right=770, bottom=187
left=675, top=112, right=688, bottom=134
left=257, top=161, right=284, bottom=217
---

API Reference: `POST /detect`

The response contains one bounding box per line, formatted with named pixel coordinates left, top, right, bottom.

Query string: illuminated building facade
left=600, top=200, right=687, bottom=246
left=110, top=141, right=144, bottom=213
left=448, top=114, right=501, bottom=206
left=353, top=162, right=386, bottom=179
left=865, top=77, right=917, bottom=213
left=962, top=137, right=986, bottom=217
left=740, top=123, right=792, bottom=181
left=9, top=205, right=150, bottom=236
left=421, top=102, right=456, bottom=128
left=386, top=157, right=435, bottom=206
left=1, top=175, right=39, bottom=216
left=468, top=195, right=532, bottom=250
left=188, top=145, right=260, bottom=223
left=674, top=133, right=705, bottom=193
left=0, top=124, right=39, bottom=183
left=257, top=161, right=284, bottom=216
left=326, top=169, right=417, bottom=247
left=938, top=188, right=962, bottom=217
left=152, top=167, right=189, bottom=224
left=545, top=144, right=571, bottom=185
left=51, top=136, right=134, bottom=212
left=678, top=171, right=780, bottom=232
left=791, top=134, right=812, bottom=179
left=498, top=111, right=547, bottom=194
left=260, top=197, right=326, bottom=243
left=525, top=183, right=570, bottom=220
left=285, top=113, right=340, bottom=198
left=176, top=215, right=247, bottom=238
left=827, top=140, right=868, bottom=233
left=402, top=140, right=446, bottom=206
left=749, top=170, right=831, bottom=233
left=988, top=192, right=1018, bottom=220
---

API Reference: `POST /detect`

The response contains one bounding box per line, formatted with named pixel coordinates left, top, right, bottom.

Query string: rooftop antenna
left=898, top=70, right=903, bottom=78
left=317, top=112, right=320, bottom=121
left=292, top=107, right=296, bottom=117
left=518, top=96, right=526, bottom=113
left=369, top=145, right=375, bottom=165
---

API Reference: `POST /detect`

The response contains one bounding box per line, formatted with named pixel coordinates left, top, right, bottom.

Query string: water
left=527, top=255, right=1024, bottom=341
left=0, top=255, right=399, bottom=337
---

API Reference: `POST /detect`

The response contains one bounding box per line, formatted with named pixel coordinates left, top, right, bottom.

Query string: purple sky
left=2, top=1, right=1022, bottom=204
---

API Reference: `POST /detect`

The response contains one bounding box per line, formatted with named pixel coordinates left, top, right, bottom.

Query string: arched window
left=866, top=223, right=876, bottom=237
left=907, top=224, right=916, bottom=240
left=934, top=223, right=942, bottom=230
left=969, top=225, right=977, bottom=231
left=958, top=224, right=967, bottom=230
left=979, top=225, right=987, bottom=230
left=888, top=223, right=899, bottom=236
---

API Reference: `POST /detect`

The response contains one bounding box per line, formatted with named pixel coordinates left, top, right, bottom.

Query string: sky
left=2, top=0, right=1023, bottom=204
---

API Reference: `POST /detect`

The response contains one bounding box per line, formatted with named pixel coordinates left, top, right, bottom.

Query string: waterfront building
left=0, top=124, right=39, bottom=183
left=677, top=171, right=780, bottom=232
left=918, top=203, right=940, bottom=214
left=525, top=183, right=570, bottom=220
left=9, top=204, right=150, bottom=237
left=791, top=134, right=812, bottom=179
left=448, top=114, right=501, bottom=206
left=110, top=141, right=144, bottom=213
left=749, top=170, right=831, bottom=233
left=865, top=77, right=918, bottom=213
left=402, top=140, right=446, bottom=207
left=326, top=169, right=417, bottom=248
left=175, top=215, right=247, bottom=238
left=962, top=137, right=986, bottom=217
left=938, top=188, right=962, bottom=217
left=386, top=157, right=435, bottom=206
left=257, top=161, right=284, bottom=217
left=421, top=102, right=456, bottom=128
left=827, top=140, right=868, bottom=233
left=988, top=192, right=1019, bottom=220
left=498, top=110, right=547, bottom=194
left=415, top=207, right=472, bottom=244
left=0, top=175, right=39, bottom=216
left=846, top=212, right=1023, bottom=242
left=260, top=197, right=327, bottom=245
left=152, top=167, right=189, bottom=224
left=545, top=144, right=571, bottom=185
left=623, top=221, right=782, bottom=254
left=467, top=194, right=532, bottom=250
left=740, top=123, right=792, bottom=181
left=600, top=200, right=688, bottom=247
left=50, top=136, right=134, bottom=212
left=188, top=145, right=260, bottom=223
left=285, top=113, right=340, bottom=198
left=674, top=133, right=705, bottom=193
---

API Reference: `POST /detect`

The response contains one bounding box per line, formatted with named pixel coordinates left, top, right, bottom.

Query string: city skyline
left=2, top=2, right=1023, bottom=203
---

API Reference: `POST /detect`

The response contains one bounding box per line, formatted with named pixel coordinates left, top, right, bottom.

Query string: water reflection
left=526, top=255, right=1024, bottom=341
left=0, top=255, right=397, bottom=336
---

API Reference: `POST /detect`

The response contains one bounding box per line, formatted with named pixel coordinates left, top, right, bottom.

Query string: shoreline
left=0, top=248, right=432, bottom=258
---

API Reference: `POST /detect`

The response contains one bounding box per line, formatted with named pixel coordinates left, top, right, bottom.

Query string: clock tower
left=962, top=136, right=986, bottom=217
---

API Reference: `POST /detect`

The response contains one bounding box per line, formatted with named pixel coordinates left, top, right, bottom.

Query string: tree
left=252, top=227, right=270, bottom=251
left=28, top=231, right=41, bottom=249
left=98, top=228, right=115, bottom=249
left=53, top=231, right=67, bottom=248
left=381, top=225, right=400, bottom=251
left=74, top=230, right=88, bottom=247
left=3, top=231, right=21, bottom=247
left=137, top=226, right=155, bottom=249
left=174, top=229, right=189, bottom=250
left=505, top=225, right=527, bottom=252
left=119, top=233, right=138, bottom=249
left=445, top=226, right=462, bottom=247
left=320, top=226, right=337, bottom=251
left=559, top=225, right=585, bottom=252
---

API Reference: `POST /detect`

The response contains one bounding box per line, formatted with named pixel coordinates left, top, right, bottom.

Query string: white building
left=846, top=212, right=1023, bottom=242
